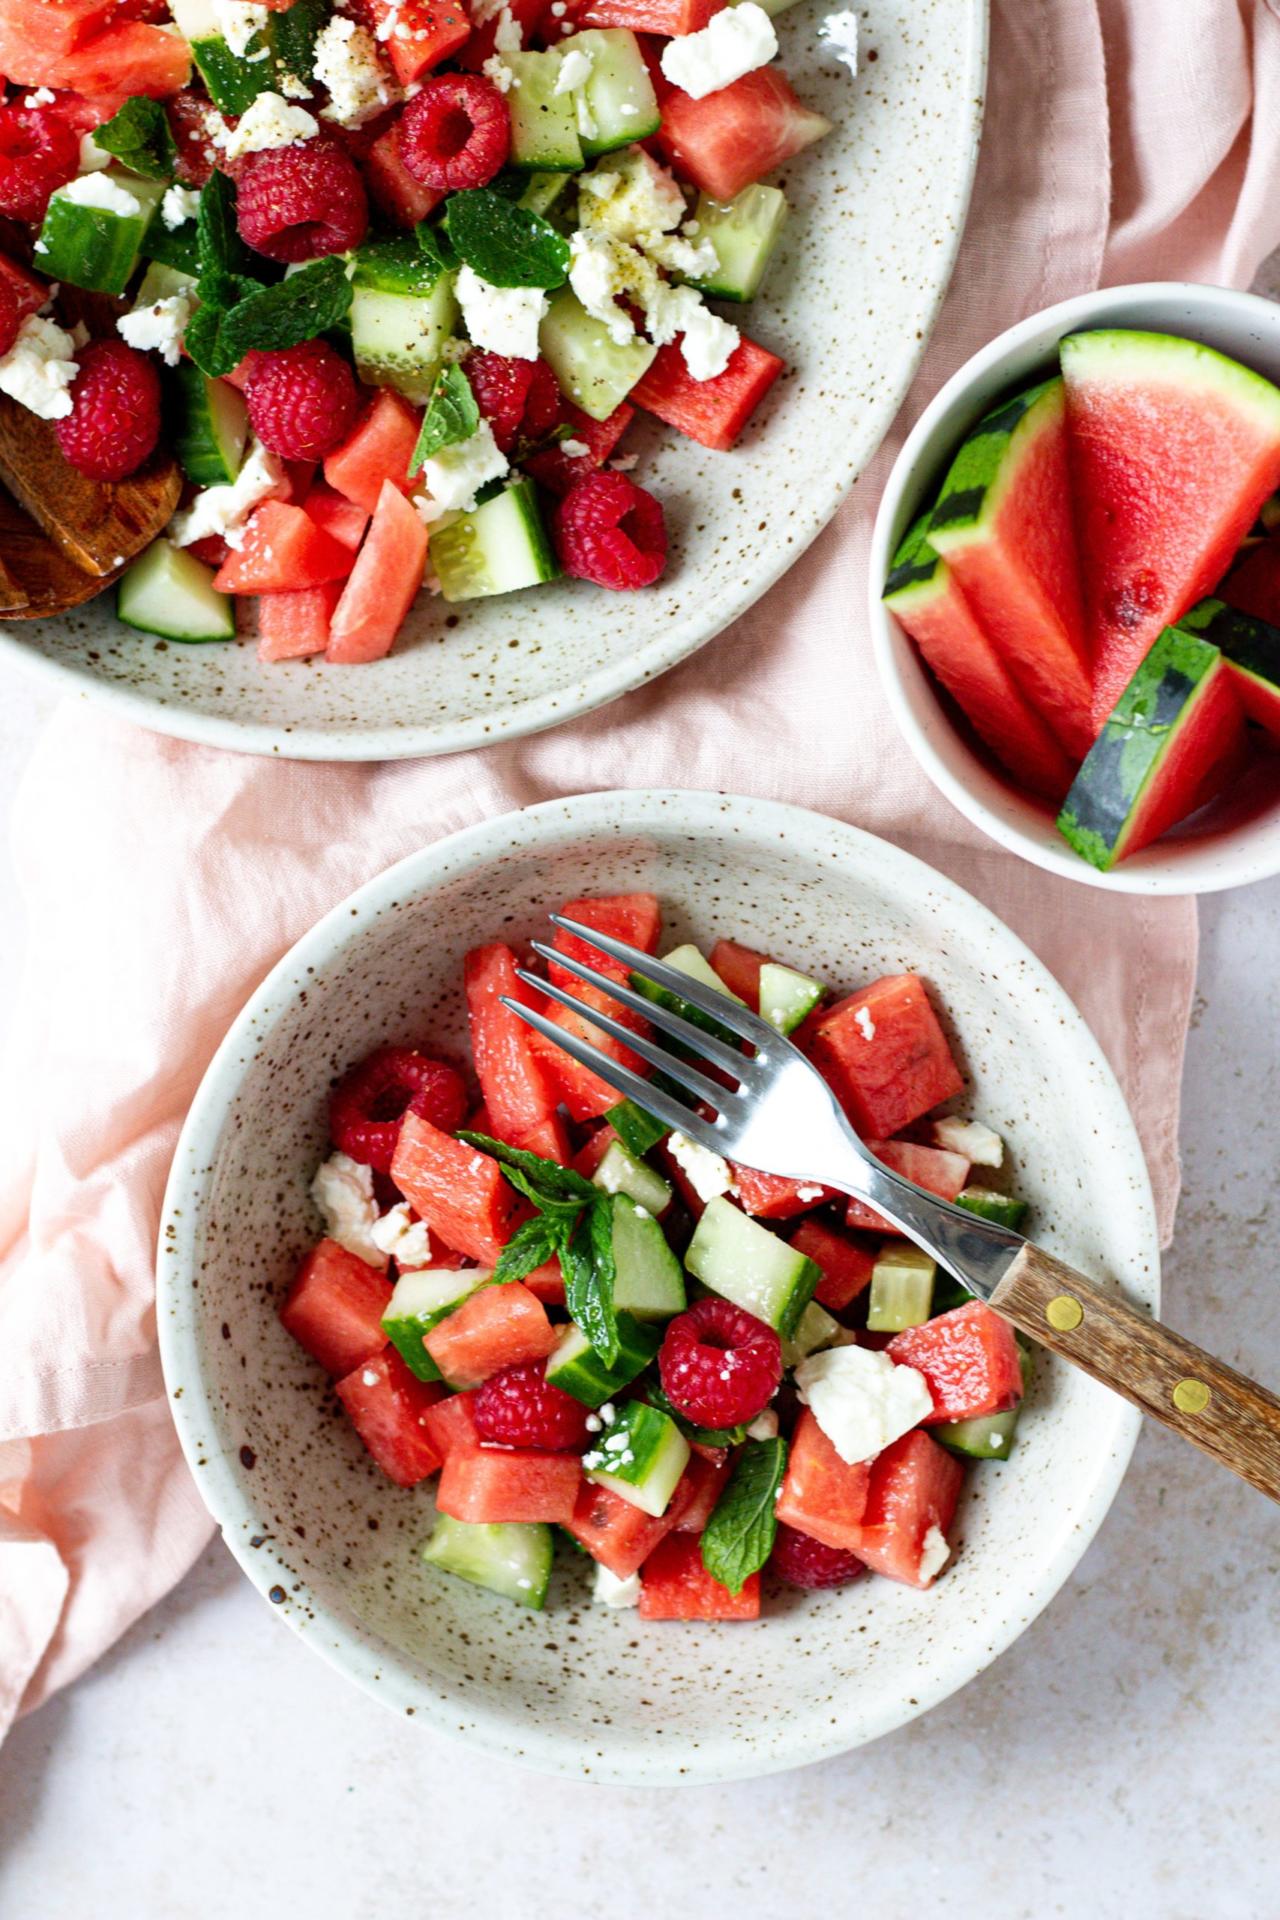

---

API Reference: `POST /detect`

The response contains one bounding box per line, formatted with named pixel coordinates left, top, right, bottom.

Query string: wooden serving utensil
left=0, top=490, right=137, bottom=619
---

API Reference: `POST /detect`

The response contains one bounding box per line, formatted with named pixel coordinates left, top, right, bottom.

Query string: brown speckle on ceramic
left=0, top=1, right=987, bottom=761
left=157, top=792, right=1158, bottom=1785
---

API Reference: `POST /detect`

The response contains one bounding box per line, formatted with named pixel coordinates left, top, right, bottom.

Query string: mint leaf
left=458, top=1132, right=598, bottom=1204
left=415, top=221, right=458, bottom=275
left=699, top=1437, right=788, bottom=1595
left=444, top=189, right=570, bottom=289
left=221, top=256, right=353, bottom=357
left=94, top=97, right=177, bottom=181
left=197, top=172, right=253, bottom=280
left=646, top=1383, right=747, bottom=1449
left=408, top=364, right=479, bottom=476
left=493, top=1213, right=564, bottom=1286
left=183, top=300, right=242, bottom=379
left=561, top=1199, right=619, bottom=1368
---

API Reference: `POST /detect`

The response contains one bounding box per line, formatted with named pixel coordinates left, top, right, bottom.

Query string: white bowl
left=869, top=281, right=1280, bottom=894
left=158, top=789, right=1156, bottom=1784
left=0, top=0, right=986, bottom=762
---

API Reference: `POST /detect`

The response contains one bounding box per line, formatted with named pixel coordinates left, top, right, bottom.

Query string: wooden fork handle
left=989, top=1245, right=1280, bottom=1503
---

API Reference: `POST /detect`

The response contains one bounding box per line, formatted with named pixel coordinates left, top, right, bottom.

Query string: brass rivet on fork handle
left=1173, top=1378, right=1212, bottom=1415
left=1045, top=1294, right=1084, bottom=1332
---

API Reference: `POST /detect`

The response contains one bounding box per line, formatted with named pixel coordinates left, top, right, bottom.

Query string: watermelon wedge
left=630, top=334, right=784, bottom=452
left=926, top=377, right=1093, bottom=760
left=1061, top=329, right=1280, bottom=732
left=805, top=972, right=963, bottom=1141
left=788, top=1218, right=876, bottom=1311
left=884, top=513, right=1078, bottom=799
left=655, top=67, right=830, bottom=203
left=1221, top=527, right=1280, bottom=627
left=323, top=389, right=422, bottom=513
left=212, top=503, right=353, bottom=594
left=637, top=1532, right=761, bottom=1619
left=580, top=0, right=720, bottom=31
left=1057, top=621, right=1246, bottom=870
left=774, top=1408, right=870, bottom=1553
left=846, top=1430, right=964, bottom=1588
left=334, top=1350, right=445, bottom=1487
left=1181, top=595, right=1280, bottom=737
left=327, top=479, right=429, bottom=664
left=464, top=942, right=560, bottom=1147
left=391, top=1112, right=526, bottom=1265
left=844, top=1138, right=970, bottom=1233
left=361, top=120, right=445, bottom=228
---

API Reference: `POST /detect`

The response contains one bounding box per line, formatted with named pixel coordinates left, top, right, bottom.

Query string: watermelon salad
left=0, top=0, right=847, bottom=663
left=884, top=329, right=1280, bottom=871
left=281, top=893, right=1032, bottom=1620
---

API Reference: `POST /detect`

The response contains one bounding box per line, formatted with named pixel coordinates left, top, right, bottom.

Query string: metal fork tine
left=500, top=996, right=705, bottom=1139
left=514, top=968, right=737, bottom=1115
left=549, top=913, right=780, bottom=1050
left=527, top=938, right=756, bottom=1081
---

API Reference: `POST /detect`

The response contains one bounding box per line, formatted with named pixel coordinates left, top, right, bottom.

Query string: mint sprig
left=463, top=1131, right=619, bottom=1366
left=699, top=1436, right=788, bottom=1595
left=444, top=189, right=570, bottom=290
left=409, top=364, right=480, bottom=476
left=221, top=257, right=353, bottom=357
left=197, top=173, right=253, bottom=281
left=93, top=97, right=177, bottom=181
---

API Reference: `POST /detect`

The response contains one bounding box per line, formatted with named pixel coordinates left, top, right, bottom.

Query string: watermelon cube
left=523, top=402, right=635, bottom=496
left=565, top=1476, right=681, bottom=1577
left=327, top=479, right=429, bottom=664
left=887, top=1300, right=1023, bottom=1424
left=638, top=1532, right=761, bottom=1619
left=806, top=973, right=963, bottom=1140
left=521, top=1254, right=566, bottom=1306
left=631, top=334, right=784, bottom=453
left=436, top=1446, right=581, bottom=1524
left=323, top=389, right=422, bottom=514
left=423, top=1281, right=559, bottom=1387
left=844, top=1139, right=970, bottom=1234
left=581, top=0, right=720, bottom=31
left=256, top=581, right=343, bottom=662
left=419, top=1388, right=481, bottom=1459
left=655, top=66, right=830, bottom=202
left=0, top=252, right=50, bottom=327
left=303, top=481, right=371, bottom=553
left=358, top=0, right=472, bottom=85
left=511, top=1114, right=573, bottom=1164
left=733, top=1165, right=833, bottom=1220
left=334, top=1349, right=446, bottom=1486
left=464, top=942, right=561, bottom=1147
left=548, top=892, right=662, bottom=991
left=212, top=502, right=354, bottom=594
left=361, top=121, right=445, bottom=228
left=708, top=938, right=768, bottom=1009
left=279, top=1238, right=391, bottom=1376
left=774, top=1407, right=870, bottom=1553
left=456, top=0, right=542, bottom=67
left=848, top=1430, right=964, bottom=1588
left=528, top=998, right=648, bottom=1123
left=0, top=15, right=190, bottom=95
left=571, top=1124, right=618, bottom=1180
left=670, top=1451, right=729, bottom=1532
left=391, top=1112, right=526, bottom=1265
left=789, top=1218, right=877, bottom=1311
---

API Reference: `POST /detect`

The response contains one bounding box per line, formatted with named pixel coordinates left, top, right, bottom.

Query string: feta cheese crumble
left=666, top=1130, right=738, bottom=1203
left=567, top=229, right=643, bottom=347
left=213, top=0, right=271, bottom=59
left=78, top=133, right=113, bottom=174
left=0, top=315, right=80, bottom=422
left=795, top=1346, right=933, bottom=1464
left=560, top=437, right=590, bottom=458
left=118, top=292, right=193, bottom=368
left=56, top=172, right=142, bottom=217
left=220, top=92, right=319, bottom=160
left=161, top=182, right=202, bottom=230
left=746, top=1408, right=779, bottom=1441
left=646, top=281, right=739, bottom=380
left=931, top=1116, right=1004, bottom=1168
left=314, top=13, right=399, bottom=126
left=917, top=1523, right=950, bottom=1582
left=170, top=441, right=289, bottom=551
left=818, top=8, right=860, bottom=76
left=556, top=46, right=594, bottom=92
left=660, top=1, right=778, bottom=100
left=417, top=416, right=509, bottom=515
left=24, top=88, right=57, bottom=108
left=310, top=1152, right=387, bottom=1267
left=369, top=1202, right=436, bottom=1268
left=593, top=1564, right=641, bottom=1609
left=853, top=1005, right=876, bottom=1042
left=455, top=262, right=547, bottom=361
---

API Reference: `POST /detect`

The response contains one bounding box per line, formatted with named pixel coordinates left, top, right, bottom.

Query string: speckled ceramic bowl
left=1, top=0, right=986, bottom=760
left=870, top=280, right=1280, bottom=894
left=158, top=791, right=1157, bottom=1783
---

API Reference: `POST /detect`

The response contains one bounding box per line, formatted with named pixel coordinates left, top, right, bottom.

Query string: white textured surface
left=0, top=694, right=1278, bottom=1910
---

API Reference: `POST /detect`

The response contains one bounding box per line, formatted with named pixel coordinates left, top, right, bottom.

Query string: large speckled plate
left=2, top=2, right=986, bottom=759
left=159, top=791, right=1156, bottom=1783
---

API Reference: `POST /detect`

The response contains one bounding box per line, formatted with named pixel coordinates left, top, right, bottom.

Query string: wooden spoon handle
left=989, top=1244, right=1280, bottom=1502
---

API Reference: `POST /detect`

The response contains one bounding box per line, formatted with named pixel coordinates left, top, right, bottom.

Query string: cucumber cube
left=539, top=287, right=656, bottom=422
left=38, top=170, right=164, bottom=295
left=685, top=1197, right=819, bottom=1339
left=117, top=540, right=235, bottom=642
left=630, top=944, right=744, bottom=1048
left=780, top=1299, right=844, bottom=1369
left=382, top=1267, right=491, bottom=1382
left=758, top=960, right=824, bottom=1035
left=610, top=1194, right=686, bottom=1320
left=350, top=241, right=458, bottom=404
left=687, top=185, right=787, bottom=303
left=518, top=171, right=577, bottom=225
left=429, top=479, right=559, bottom=602
left=421, top=1516, right=553, bottom=1609
left=591, top=1139, right=672, bottom=1215
left=866, top=1245, right=936, bottom=1333
left=545, top=1313, right=661, bottom=1407
left=507, top=51, right=584, bottom=171
left=171, top=0, right=275, bottom=113
left=605, top=1098, right=669, bottom=1157
left=584, top=1400, right=690, bottom=1515
left=955, top=1187, right=1028, bottom=1232
left=560, top=29, right=661, bottom=156
left=170, top=360, right=249, bottom=487
left=137, top=260, right=198, bottom=304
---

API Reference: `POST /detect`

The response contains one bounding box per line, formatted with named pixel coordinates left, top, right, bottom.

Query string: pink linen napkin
left=3, top=0, right=1278, bottom=1740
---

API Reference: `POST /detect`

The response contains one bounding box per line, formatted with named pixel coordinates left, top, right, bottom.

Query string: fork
left=505, top=914, right=1280, bottom=1504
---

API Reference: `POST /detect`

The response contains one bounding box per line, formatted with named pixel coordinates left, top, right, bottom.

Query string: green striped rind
left=1056, top=624, right=1224, bottom=870
left=1059, top=329, right=1280, bottom=439
left=883, top=511, right=946, bottom=605
left=927, top=377, right=1063, bottom=547
left=1178, top=595, right=1280, bottom=708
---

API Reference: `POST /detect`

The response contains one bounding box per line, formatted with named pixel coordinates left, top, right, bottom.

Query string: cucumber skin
left=546, top=1314, right=661, bottom=1407
left=117, top=541, right=235, bottom=643
left=429, top=480, right=559, bottom=603
left=605, top=1098, right=669, bottom=1156
left=169, top=361, right=249, bottom=488
left=421, top=1517, right=553, bottom=1609
left=955, top=1186, right=1028, bottom=1231
left=39, top=178, right=161, bottom=296
left=191, top=33, right=269, bottom=115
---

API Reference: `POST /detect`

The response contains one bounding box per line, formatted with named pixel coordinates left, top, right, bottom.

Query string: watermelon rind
left=1180, top=594, right=1280, bottom=736
left=1059, top=329, right=1280, bottom=439
left=1056, top=623, right=1229, bottom=870
left=883, top=511, right=945, bottom=603
left=926, top=376, right=1064, bottom=545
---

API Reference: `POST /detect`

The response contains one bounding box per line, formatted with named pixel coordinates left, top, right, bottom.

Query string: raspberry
left=770, top=1523, right=865, bottom=1590
left=237, top=137, right=369, bottom=263
left=55, top=341, right=161, bottom=482
left=473, top=1362, right=590, bottom=1450
left=553, top=470, right=667, bottom=591
left=521, top=357, right=562, bottom=440
left=244, top=341, right=360, bottom=460
left=329, top=1046, right=468, bottom=1173
left=658, top=1297, right=782, bottom=1429
left=465, top=350, right=536, bottom=454
left=397, top=76, right=510, bottom=191
left=0, top=105, right=80, bottom=222
left=168, top=89, right=219, bottom=187
left=0, top=280, right=20, bottom=361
